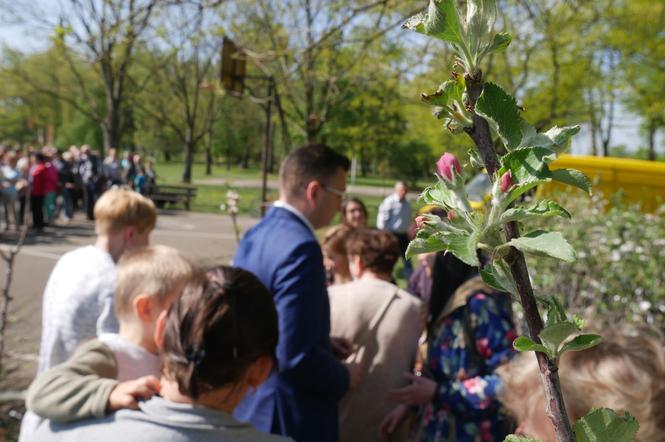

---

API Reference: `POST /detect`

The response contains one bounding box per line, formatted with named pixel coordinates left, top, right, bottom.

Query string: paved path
left=194, top=177, right=422, bottom=199
left=0, top=210, right=259, bottom=392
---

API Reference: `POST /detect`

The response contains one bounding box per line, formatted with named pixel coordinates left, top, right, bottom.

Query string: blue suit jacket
left=233, top=206, right=349, bottom=442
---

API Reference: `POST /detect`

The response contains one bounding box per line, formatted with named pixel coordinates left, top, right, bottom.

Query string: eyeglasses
left=323, top=184, right=346, bottom=200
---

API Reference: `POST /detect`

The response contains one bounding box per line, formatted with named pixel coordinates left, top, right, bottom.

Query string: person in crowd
left=30, top=266, right=289, bottom=442
left=1, top=151, right=21, bottom=230
left=380, top=255, right=516, bottom=442
left=377, top=181, right=412, bottom=278
left=121, top=150, right=136, bottom=185
left=408, top=253, right=436, bottom=304
left=498, top=327, right=665, bottom=442
left=18, top=188, right=157, bottom=439
left=342, top=197, right=368, bottom=229
left=103, top=148, right=123, bottom=187
left=16, top=150, right=31, bottom=225
left=144, top=158, right=157, bottom=194
left=69, top=145, right=84, bottom=212
left=79, top=145, right=102, bottom=220
left=131, top=154, right=144, bottom=193
left=22, top=246, right=192, bottom=440
left=407, top=208, right=447, bottom=303
left=57, top=152, right=76, bottom=222
left=322, top=224, right=353, bottom=286
left=43, top=148, right=59, bottom=224
left=329, top=229, right=423, bottom=442
left=29, top=152, right=48, bottom=231
left=233, top=144, right=361, bottom=442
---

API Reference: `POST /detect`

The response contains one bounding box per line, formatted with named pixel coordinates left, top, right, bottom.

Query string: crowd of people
left=17, top=144, right=665, bottom=442
left=0, top=144, right=156, bottom=232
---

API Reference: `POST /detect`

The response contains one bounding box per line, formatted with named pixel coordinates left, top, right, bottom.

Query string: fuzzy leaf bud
left=501, top=170, right=514, bottom=193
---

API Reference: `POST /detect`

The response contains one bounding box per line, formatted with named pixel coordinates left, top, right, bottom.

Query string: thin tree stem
left=464, top=71, right=576, bottom=442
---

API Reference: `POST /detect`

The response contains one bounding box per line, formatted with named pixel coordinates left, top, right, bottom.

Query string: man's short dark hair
left=280, top=144, right=350, bottom=197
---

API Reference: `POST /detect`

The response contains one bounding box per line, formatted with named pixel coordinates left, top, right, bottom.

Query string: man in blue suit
left=233, top=144, right=361, bottom=442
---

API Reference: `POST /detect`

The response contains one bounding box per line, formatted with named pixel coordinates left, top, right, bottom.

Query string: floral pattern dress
left=419, top=291, right=517, bottom=442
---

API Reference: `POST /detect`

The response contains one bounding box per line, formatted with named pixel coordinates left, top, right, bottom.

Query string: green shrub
left=527, top=193, right=665, bottom=329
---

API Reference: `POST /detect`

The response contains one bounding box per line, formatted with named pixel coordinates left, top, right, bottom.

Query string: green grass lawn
left=155, top=162, right=431, bottom=189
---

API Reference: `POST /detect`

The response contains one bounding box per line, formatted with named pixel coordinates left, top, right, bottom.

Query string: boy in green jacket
left=24, top=245, right=193, bottom=424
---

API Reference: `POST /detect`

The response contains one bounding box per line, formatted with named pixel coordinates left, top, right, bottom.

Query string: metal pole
left=260, top=77, right=274, bottom=217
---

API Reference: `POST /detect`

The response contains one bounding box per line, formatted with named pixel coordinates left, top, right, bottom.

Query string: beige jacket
left=329, top=278, right=423, bottom=442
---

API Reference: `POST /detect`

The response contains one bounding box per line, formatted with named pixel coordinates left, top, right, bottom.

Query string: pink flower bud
left=436, top=153, right=462, bottom=182
left=501, top=171, right=513, bottom=193
left=447, top=210, right=457, bottom=222
left=415, top=215, right=427, bottom=230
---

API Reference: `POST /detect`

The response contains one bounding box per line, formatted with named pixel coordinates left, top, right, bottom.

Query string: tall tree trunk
left=647, top=118, right=656, bottom=161
left=586, top=87, right=598, bottom=156
left=304, top=0, right=317, bottom=144
left=182, top=134, right=195, bottom=183
left=241, top=148, right=250, bottom=169
left=205, top=126, right=213, bottom=176
left=274, top=87, right=291, bottom=155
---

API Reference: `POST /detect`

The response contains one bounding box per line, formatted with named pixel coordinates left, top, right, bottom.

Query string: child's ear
left=245, top=356, right=274, bottom=388
left=154, top=309, right=169, bottom=350
left=123, top=225, right=137, bottom=244
left=134, top=294, right=155, bottom=322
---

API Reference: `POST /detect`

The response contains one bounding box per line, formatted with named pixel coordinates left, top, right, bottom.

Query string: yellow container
left=541, top=155, right=665, bottom=213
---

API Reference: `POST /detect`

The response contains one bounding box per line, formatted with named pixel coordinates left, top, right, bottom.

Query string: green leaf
left=498, top=200, right=571, bottom=225
left=480, top=265, right=507, bottom=292
left=539, top=321, right=578, bottom=356
left=537, top=295, right=567, bottom=326
left=501, top=146, right=556, bottom=184
left=508, top=230, right=576, bottom=262
left=480, top=262, right=517, bottom=295
left=503, top=435, right=542, bottom=442
left=484, top=32, right=512, bottom=54
left=466, top=0, right=497, bottom=52
left=420, top=183, right=457, bottom=208
left=438, top=230, right=480, bottom=266
left=551, top=168, right=592, bottom=195
left=406, top=235, right=448, bottom=258
left=543, top=125, right=581, bottom=153
left=573, top=408, right=639, bottom=442
left=407, top=230, right=480, bottom=267
left=475, top=82, right=522, bottom=149
left=513, top=336, right=551, bottom=356
left=403, top=0, right=465, bottom=46
left=518, top=122, right=580, bottom=153
left=421, top=80, right=464, bottom=107
left=560, top=334, right=601, bottom=354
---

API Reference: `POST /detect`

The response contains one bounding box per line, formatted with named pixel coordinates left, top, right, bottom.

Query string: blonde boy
left=38, top=188, right=158, bottom=374
left=25, top=245, right=193, bottom=424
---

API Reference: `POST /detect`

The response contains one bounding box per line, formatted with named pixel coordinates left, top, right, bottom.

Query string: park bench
left=149, top=184, right=198, bottom=210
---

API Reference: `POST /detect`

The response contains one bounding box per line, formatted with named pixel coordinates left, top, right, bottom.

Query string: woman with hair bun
left=32, top=266, right=290, bottom=442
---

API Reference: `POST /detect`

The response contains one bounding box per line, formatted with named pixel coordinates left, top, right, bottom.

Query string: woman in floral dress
left=381, top=254, right=517, bottom=442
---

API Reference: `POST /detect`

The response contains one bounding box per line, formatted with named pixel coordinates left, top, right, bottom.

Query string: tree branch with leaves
left=403, top=1, right=639, bottom=441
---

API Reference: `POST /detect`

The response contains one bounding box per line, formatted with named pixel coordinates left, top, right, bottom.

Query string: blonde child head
left=498, top=326, right=665, bottom=442
left=94, top=188, right=157, bottom=236
left=115, top=245, right=194, bottom=353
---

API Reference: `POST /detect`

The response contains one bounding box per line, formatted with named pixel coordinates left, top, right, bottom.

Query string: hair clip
left=185, top=346, right=206, bottom=366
